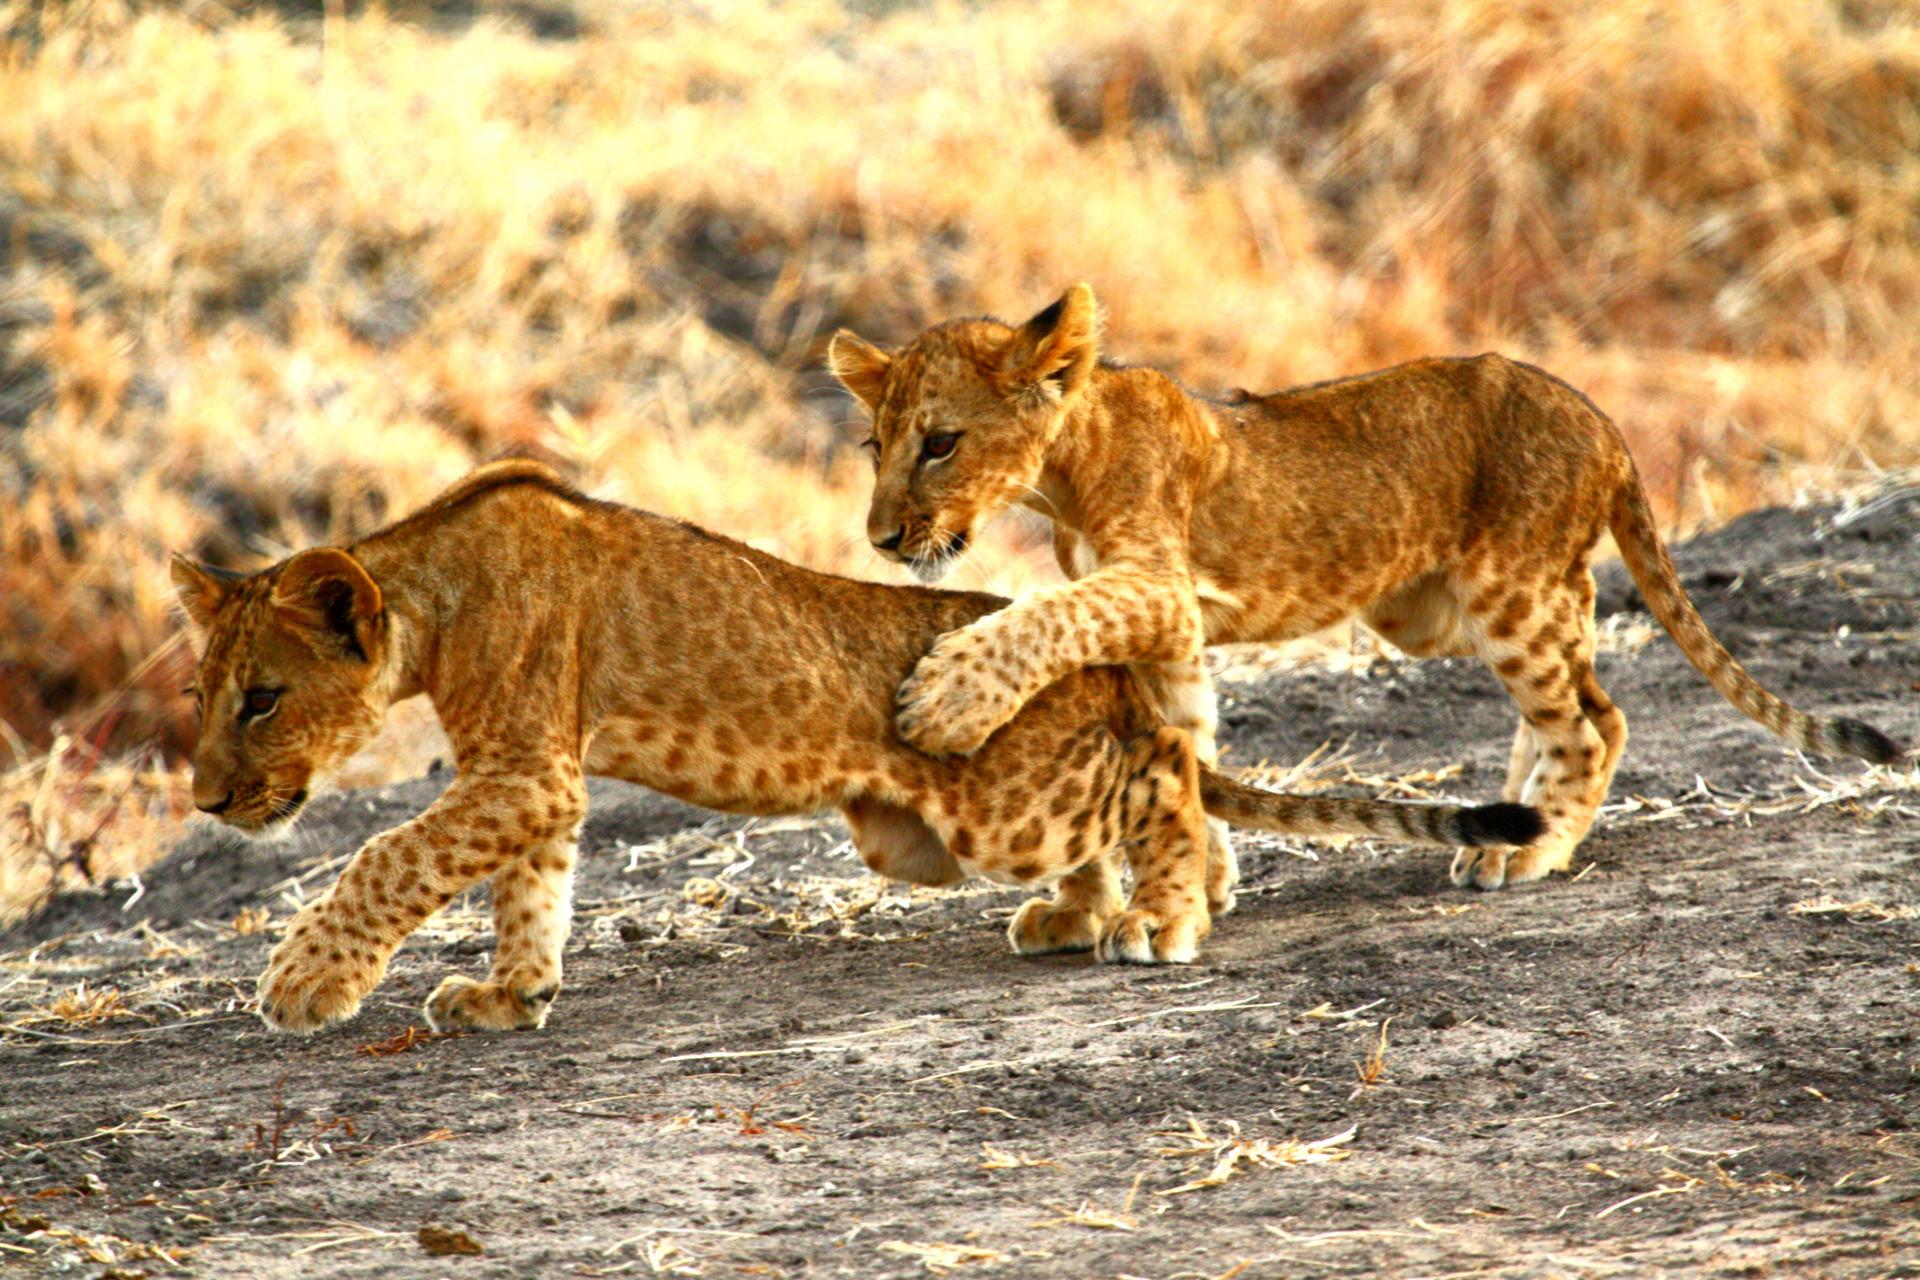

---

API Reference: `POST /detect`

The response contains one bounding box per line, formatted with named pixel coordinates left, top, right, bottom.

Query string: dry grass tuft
left=1354, top=1017, right=1392, bottom=1089
left=38, top=981, right=134, bottom=1027
left=0, top=737, right=191, bottom=924
left=1153, top=1120, right=1356, bottom=1195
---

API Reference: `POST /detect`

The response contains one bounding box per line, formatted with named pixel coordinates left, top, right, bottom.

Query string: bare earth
left=5, top=496, right=1917, bottom=1278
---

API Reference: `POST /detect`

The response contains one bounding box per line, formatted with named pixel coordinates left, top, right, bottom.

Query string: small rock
left=418, top=1224, right=484, bottom=1257
left=1429, top=1009, right=1460, bottom=1030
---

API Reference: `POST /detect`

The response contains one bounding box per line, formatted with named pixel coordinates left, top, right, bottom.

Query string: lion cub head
left=170, top=549, right=391, bottom=833
left=828, top=283, right=1099, bottom=582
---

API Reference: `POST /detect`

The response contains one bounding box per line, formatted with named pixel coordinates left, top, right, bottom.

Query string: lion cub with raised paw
left=172, top=460, right=1541, bottom=1034
left=829, top=285, right=1907, bottom=894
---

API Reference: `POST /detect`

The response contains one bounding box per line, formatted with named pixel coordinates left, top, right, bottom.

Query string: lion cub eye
left=239, top=688, right=280, bottom=722
left=920, top=433, right=959, bottom=462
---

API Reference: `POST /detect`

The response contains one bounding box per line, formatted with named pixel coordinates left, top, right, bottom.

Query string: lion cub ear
left=170, top=555, right=244, bottom=633
left=1003, top=282, right=1099, bottom=400
left=270, top=548, right=384, bottom=661
left=827, top=330, right=893, bottom=414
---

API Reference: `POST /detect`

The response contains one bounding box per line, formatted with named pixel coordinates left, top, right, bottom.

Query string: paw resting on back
left=895, top=629, right=1023, bottom=757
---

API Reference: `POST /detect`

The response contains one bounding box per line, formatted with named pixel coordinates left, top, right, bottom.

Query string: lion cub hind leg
left=1009, top=854, right=1126, bottom=956
left=426, top=838, right=577, bottom=1032
left=844, top=796, right=965, bottom=887
left=1455, top=567, right=1618, bottom=889
left=1097, top=727, right=1213, bottom=965
left=1133, top=658, right=1239, bottom=917
left=1502, top=720, right=1545, bottom=804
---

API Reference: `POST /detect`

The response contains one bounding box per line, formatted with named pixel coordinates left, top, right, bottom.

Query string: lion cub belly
left=584, top=717, right=840, bottom=814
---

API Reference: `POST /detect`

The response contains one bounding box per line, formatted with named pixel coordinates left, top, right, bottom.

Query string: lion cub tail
left=1609, top=475, right=1905, bottom=766
left=1197, top=769, right=1544, bottom=848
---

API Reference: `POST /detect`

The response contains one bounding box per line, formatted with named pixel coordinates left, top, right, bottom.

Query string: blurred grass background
left=4, top=0, right=1917, bottom=919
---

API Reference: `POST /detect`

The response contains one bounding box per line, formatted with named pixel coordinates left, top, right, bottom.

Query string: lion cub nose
left=873, top=529, right=905, bottom=554
left=196, top=789, right=235, bottom=815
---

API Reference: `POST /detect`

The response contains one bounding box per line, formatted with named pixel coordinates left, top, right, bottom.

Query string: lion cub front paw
left=1008, top=896, right=1109, bottom=956
left=1095, top=907, right=1208, bottom=965
left=256, top=919, right=386, bottom=1033
left=424, top=975, right=558, bottom=1032
left=895, top=631, right=1021, bottom=757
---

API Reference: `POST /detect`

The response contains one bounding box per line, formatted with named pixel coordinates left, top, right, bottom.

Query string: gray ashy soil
left=4, top=493, right=1918, bottom=1278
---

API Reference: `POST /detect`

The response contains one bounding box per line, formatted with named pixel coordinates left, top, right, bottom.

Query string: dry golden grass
left=27, top=979, right=138, bottom=1027
left=2, top=0, right=1916, bottom=919
left=0, top=735, right=191, bottom=924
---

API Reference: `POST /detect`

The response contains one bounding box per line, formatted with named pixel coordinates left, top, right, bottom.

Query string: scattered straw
left=201, top=1223, right=409, bottom=1257
left=1789, top=895, right=1919, bottom=923
left=1088, top=995, right=1283, bottom=1029
left=34, top=982, right=139, bottom=1028
left=1033, top=1173, right=1146, bottom=1232
left=979, top=1144, right=1055, bottom=1171
left=877, top=1241, right=1008, bottom=1273
left=1154, top=1122, right=1355, bottom=1196
left=680, top=877, right=732, bottom=909
left=1353, top=1018, right=1391, bottom=1089
left=1607, top=759, right=1919, bottom=829
left=1031, top=1201, right=1137, bottom=1232
left=1299, top=999, right=1387, bottom=1023
left=1594, top=1181, right=1695, bottom=1220
left=356, top=1026, right=467, bottom=1057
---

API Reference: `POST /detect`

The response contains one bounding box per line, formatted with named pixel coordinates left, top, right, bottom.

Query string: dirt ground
left=4, top=494, right=1917, bottom=1279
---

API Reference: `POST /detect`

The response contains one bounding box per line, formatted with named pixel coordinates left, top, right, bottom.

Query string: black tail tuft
left=1457, top=803, right=1547, bottom=848
left=1830, top=717, right=1906, bottom=766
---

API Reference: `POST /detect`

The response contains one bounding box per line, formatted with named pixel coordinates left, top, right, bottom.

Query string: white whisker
left=1011, top=481, right=1061, bottom=520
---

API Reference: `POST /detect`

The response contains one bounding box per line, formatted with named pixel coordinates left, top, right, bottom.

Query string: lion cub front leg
left=255, top=863, right=406, bottom=1034
left=256, top=771, right=585, bottom=1033
left=897, top=569, right=1201, bottom=757
left=425, top=837, right=578, bottom=1032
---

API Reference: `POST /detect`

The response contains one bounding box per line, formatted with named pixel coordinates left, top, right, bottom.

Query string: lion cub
left=829, top=285, right=1905, bottom=893
left=173, top=460, right=1538, bottom=1033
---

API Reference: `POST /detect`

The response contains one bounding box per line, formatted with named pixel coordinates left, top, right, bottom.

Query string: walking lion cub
left=173, top=461, right=1538, bottom=1033
left=829, top=285, right=1905, bottom=893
